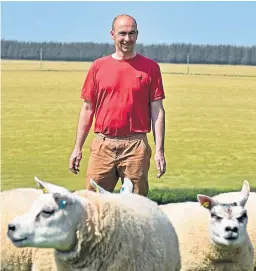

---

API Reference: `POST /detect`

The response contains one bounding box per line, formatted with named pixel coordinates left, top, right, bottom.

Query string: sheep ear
left=197, top=194, right=218, bottom=210
left=34, top=176, right=70, bottom=195
left=120, top=178, right=133, bottom=194
left=237, top=180, right=250, bottom=207
left=90, top=179, right=111, bottom=194
left=53, top=193, right=74, bottom=209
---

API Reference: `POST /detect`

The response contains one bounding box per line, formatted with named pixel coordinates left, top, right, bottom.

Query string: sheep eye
left=211, top=213, right=222, bottom=221
left=237, top=212, right=247, bottom=223
left=41, top=209, right=55, bottom=218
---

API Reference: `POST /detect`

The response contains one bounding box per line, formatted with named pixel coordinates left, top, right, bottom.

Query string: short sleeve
left=150, top=64, right=165, bottom=101
left=80, top=62, right=97, bottom=105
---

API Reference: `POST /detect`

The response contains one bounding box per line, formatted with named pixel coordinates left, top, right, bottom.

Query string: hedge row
left=147, top=187, right=256, bottom=205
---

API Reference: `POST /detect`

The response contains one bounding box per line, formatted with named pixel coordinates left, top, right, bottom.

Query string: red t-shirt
left=81, top=53, right=165, bottom=136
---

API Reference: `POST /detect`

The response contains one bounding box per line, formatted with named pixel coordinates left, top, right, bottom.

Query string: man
left=69, top=14, right=166, bottom=196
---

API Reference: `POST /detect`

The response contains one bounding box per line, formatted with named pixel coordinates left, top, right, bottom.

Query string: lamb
left=213, top=189, right=256, bottom=270
left=160, top=180, right=254, bottom=271
left=7, top=177, right=181, bottom=271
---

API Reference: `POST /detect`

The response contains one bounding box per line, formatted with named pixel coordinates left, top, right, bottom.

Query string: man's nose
left=124, top=34, right=131, bottom=41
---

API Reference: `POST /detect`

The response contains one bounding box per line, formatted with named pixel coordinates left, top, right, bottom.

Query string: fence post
left=187, top=54, right=190, bottom=74
left=40, top=48, right=43, bottom=70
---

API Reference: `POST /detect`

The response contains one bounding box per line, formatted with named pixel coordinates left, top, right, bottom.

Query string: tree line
left=1, top=39, right=256, bottom=65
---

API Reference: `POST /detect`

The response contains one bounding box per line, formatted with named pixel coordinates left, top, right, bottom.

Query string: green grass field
left=1, top=60, right=256, bottom=192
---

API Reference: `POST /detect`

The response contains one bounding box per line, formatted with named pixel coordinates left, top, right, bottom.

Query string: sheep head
left=7, top=177, right=87, bottom=252
left=197, top=180, right=250, bottom=247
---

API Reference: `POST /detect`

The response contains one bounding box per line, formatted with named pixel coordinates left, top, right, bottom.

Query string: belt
left=96, top=133, right=146, bottom=140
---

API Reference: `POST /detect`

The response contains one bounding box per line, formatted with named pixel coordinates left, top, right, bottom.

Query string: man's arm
left=151, top=99, right=166, bottom=178
left=69, top=101, right=95, bottom=174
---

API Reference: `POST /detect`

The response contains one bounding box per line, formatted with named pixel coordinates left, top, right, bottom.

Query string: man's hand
left=69, top=149, right=82, bottom=174
left=154, top=150, right=166, bottom=178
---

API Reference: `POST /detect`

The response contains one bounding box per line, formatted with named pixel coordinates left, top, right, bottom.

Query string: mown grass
left=2, top=59, right=256, bottom=77
left=1, top=60, right=256, bottom=193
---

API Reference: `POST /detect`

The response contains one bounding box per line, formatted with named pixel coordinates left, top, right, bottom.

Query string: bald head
left=112, top=14, right=137, bottom=31
left=110, top=14, right=138, bottom=58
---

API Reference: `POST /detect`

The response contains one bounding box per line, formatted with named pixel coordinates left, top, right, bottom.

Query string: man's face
left=111, top=16, right=138, bottom=54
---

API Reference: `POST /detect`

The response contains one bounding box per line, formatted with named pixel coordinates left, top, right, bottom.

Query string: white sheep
left=7, top=177, right=181, bottom=271
left=0, top=185, right=83, bottom=271
left=213, top=189, right=256, bottom=270
left=0, top=178, right=132, bottom=270
left=0, top=187, right=54, bottom=271
left=160, top=180, right=254, bottom=271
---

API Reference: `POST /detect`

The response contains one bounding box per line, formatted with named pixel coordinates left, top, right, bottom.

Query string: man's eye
left=118, top=31, right=137, bottom=36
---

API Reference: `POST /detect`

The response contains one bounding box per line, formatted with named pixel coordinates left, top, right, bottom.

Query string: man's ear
left=110, top=30, right=115, bottom=40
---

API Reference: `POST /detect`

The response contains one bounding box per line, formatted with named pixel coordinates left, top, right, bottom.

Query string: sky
left=1, top=1, right=256, bottom=46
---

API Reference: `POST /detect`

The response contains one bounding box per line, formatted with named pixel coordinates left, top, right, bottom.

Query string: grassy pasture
left=2, top=59, right=256, bottom=77
left=1, top=60, right=256, bottom=191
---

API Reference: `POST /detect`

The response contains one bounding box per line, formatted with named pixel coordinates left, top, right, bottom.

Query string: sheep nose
left=225, top=226, right=238, bottom=233
left=225, top=226, right=231, bottom=232
left=8, top=224, right=16, bottom=232
left=232, top=227, right=238, bottom=233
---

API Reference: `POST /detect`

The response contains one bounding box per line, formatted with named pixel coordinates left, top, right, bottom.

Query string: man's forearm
left=152, top=109, right=165, bottom=152
left=151, top=101, right=165, bottom=152
left=151, top=100, right=166, bottom=178
left=74, top=102, right=95, bottom=150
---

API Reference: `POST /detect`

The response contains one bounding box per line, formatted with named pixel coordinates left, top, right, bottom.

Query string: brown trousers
left=85, top=133, right=152, bottom=196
